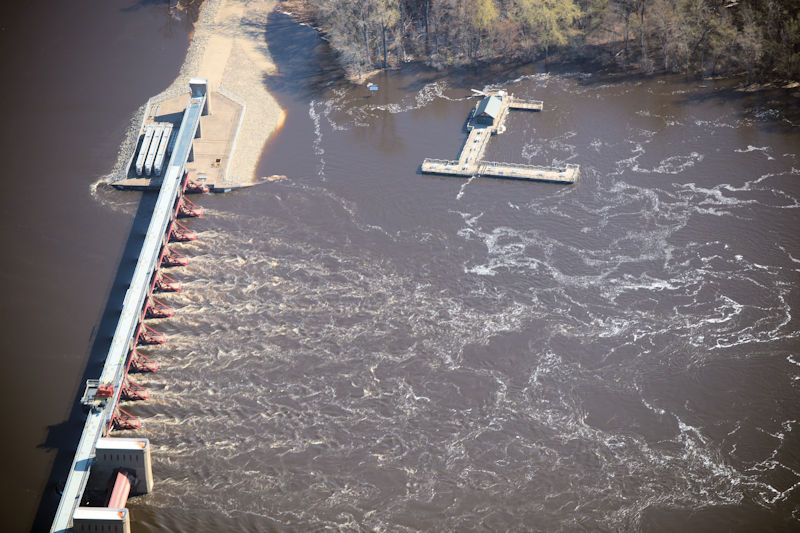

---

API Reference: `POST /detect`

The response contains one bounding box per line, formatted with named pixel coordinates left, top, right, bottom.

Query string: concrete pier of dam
left=113, top=85, right=248, bottom=193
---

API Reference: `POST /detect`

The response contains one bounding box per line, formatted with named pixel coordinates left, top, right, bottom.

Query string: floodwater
left=8, top=4, right=800, bottom=533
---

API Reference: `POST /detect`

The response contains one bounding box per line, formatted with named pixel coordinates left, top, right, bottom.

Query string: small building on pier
left=474, top=95, right=502, bottom=125
left=421, top=90, right=579, bottom=184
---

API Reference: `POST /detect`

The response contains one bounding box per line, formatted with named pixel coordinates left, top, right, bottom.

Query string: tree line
left=284, top=0, right=800, bottom=80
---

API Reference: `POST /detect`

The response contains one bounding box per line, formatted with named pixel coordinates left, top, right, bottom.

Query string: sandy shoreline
left=108, top=0, right=285, bottom=186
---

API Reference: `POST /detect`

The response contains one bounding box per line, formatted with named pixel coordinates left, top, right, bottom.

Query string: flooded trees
left=313, top=0, right=402, bottom=77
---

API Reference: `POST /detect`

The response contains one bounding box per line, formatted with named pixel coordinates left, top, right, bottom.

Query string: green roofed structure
left=474, top=95, right=502, bottom=125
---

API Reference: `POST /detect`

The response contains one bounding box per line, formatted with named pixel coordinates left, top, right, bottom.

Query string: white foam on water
left=483, top=72, right=551, bottom=93
left=695, top=118, right=739, bottom=129
left=361, top=80, right=463, bottom=116
left=611, top=141, right=647, bottom=176
left=614, top=144, right=704, bottom=176
left=456, top=175, right=477, bottom=201
left=640, top=397, right=666, bottom=416
left=308, top=100, right=327, bottom=181
left=511, top=352, right=755, bottom=530
left=652, top=152, right=704, bottom=174
left=122, top=69, right=800, bottom=531
left=88, top=174, right=140, bottom=215
left=734, top=145, right=775, bottom=160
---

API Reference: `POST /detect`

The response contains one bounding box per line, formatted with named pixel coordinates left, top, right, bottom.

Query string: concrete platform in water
left=114, top=87, right=249, bottom=192
left=421, top=158, right=579, bottom=183
left=420, top=90, right=579, bottom=184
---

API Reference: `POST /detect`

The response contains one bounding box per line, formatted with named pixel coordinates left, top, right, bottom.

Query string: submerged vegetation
left=284, top=0, right=800, bottom=81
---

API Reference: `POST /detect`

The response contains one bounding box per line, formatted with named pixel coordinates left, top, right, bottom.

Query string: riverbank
left=108, top=0, right=286, bottom=188
left=278, top=0, right=800, bottom=91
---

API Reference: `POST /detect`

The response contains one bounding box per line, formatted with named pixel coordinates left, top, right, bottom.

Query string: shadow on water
left=119, top=0, right=204, bottom=41
left=678, top=84, right=800, bottom=134
left=259, top=9, right=551, bottom=110
left=31, top=189, right=159, bottom=533
left=262, top=10, right=348, bottom=102
left=547, top=61, right=800, bottom=135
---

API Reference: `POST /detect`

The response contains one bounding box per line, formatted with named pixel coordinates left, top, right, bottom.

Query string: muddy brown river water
left=3, top=3, right=800, bottom=532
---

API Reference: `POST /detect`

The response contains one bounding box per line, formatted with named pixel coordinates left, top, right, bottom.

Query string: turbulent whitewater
left=119, top=14, right=800, bottom=533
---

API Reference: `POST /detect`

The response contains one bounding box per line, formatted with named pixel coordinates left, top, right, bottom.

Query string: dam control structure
left=50, top=79, right=211, bottom=533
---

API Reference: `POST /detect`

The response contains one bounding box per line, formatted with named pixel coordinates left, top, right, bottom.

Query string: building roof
left=475, top=95, right=502, bottom=119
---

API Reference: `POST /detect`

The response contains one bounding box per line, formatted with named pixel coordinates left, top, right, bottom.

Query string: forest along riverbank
left=283, top=0, right=800, bottom=84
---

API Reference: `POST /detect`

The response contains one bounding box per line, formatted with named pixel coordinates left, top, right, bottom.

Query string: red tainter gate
left=106, top=470, right=135, bottom=509
left=108, top=172, right=206, bottom=433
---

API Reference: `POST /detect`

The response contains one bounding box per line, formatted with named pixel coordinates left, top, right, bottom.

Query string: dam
left=50, top=80, right=211, bottom=533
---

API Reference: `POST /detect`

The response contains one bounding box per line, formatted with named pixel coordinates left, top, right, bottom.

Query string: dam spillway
left=50, top=79, right=210, bottom=533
